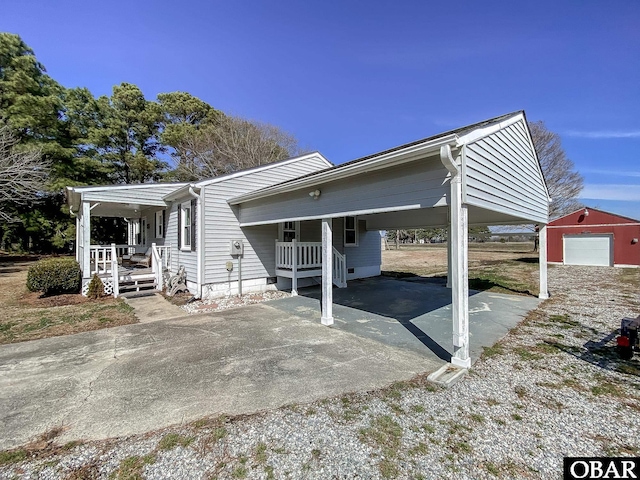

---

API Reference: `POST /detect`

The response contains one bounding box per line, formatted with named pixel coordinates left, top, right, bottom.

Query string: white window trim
left=155, top=210, right=164, bottom=239
left=279, top=221, right=300, bottom=242
left=344, top=216, right=358, bottom=247
left=181, top=203, right=191, bottom=251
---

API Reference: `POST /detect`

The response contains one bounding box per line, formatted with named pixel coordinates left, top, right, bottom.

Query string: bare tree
left=529, top=120, right=584, bottom=219
left=0, top=126, right=50, bottom=222
left=172, top=115, right=304, bottom=180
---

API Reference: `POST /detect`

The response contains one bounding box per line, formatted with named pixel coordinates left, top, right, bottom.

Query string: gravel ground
left=180, top=290, right=291, bottom=315
left=2, top=265, right=639, bottom=479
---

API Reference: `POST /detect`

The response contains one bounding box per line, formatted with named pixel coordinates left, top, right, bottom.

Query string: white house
left=67, top=110, right=550, bottom=369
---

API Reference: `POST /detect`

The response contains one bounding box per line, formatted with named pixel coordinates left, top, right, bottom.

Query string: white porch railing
left=332, top=247, right=347, bottom=288
left=275, top=240, right=346, bottom=289
left=276, top=240, right=322, bottom=270
left=151, top=243, right=172, bottom=289
left=88, top=244, right=143, bottom=275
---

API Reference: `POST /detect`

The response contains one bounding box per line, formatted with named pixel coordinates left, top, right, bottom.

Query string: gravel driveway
left=1, top=265, right=639, bottom=479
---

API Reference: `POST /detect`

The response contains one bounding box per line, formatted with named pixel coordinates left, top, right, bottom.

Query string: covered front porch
left=83, top=243, right=172, bottom=297
left=67, top=183, right=182, bottom=297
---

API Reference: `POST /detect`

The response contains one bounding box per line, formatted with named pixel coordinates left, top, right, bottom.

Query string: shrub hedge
left=26, top=258, right=81, bottom=295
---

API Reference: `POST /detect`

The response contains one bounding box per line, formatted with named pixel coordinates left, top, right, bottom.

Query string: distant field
left=382, top=242, right=540, bottom=295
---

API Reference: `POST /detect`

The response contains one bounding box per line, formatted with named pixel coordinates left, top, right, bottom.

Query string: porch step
left=119, top=277, right=156, bottom=294
left=119, top=290, right=157, bottom=299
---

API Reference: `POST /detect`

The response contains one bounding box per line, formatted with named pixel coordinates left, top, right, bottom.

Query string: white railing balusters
left=275, top=241, right=347, bottom=289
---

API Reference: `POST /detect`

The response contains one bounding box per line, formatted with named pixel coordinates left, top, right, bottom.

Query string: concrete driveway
left=0, top=277, right=539, bottom=449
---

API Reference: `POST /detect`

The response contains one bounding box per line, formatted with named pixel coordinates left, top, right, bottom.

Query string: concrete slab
left=272, top=276, right=540, bottom=363
left=0, top=301, right=441, bottom=450
left=0, top=277, right=539, bottom=450
left=123, top=292, right=186, bottom=323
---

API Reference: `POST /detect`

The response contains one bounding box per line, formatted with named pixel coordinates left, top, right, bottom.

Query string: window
left=155, top=210, right=164, bottom=239
left=181, top=203, right=191, bottom=250
left=344, top=216, right=358, bottom=246
left=281, top=221, right=298, bottom=242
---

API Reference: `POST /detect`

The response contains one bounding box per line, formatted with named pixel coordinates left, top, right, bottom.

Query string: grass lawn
left=382, top=241, right=541, bottom=296
left=0, top=257, right=138, bottom=345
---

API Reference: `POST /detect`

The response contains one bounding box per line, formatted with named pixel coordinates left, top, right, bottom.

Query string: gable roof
left=66, top=152, right=333, bottom=207
left=229, top=111, right=545, bottom=205
left=549, top=207, right=640, bottom=225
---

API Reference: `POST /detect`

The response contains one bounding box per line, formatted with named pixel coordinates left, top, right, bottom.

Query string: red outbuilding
left=547, top=208, right=640, bottom=267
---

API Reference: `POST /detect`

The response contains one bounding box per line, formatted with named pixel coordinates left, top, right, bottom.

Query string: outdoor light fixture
left=584, top=208, right=589, bottom=216
left=309, top=189, right=321, bottom=200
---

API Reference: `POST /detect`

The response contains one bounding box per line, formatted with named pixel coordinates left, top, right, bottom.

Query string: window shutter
left=162, top=209, right=166, bottom=239
left=177, top=204, right=182, bottom=249
left=190, top=198, right=197, bottom=251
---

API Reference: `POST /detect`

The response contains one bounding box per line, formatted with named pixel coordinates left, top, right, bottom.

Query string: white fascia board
left=455, top=112, right=523, bottom=146
left=67, top=182, right=188, bottom=193
left=229, top=135, right=459, bottom=205
left=194, top=152, right=333, bottom=188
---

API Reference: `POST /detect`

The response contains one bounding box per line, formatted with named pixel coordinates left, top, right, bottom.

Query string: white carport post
left=321, top=217, right=334, bottom=326
left=81, top=200, right=91, bottom=278
left=446, top=226, right=452, bottom=288
left=441, top=145, right=471, bottom=369
left=538, top=225, right=549, bottom=299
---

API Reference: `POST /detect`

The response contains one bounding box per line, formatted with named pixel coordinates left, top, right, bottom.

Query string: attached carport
left=230, top=111, right=550, bottom=369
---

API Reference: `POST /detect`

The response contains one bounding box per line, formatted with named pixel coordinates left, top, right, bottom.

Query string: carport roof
left=229, top=110, right=527, bottom=205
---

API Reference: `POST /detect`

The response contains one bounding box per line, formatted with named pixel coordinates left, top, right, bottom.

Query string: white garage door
left=564, top=234, right=613, bottom=266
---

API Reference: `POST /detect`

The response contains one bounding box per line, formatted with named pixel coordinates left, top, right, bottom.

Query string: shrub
left=26, top=258, right=81, bottom=295
left=86, top=274, right=104, bottom=299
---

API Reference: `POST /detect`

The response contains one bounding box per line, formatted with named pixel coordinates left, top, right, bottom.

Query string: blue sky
left=2, top=0, right=639, bottom=219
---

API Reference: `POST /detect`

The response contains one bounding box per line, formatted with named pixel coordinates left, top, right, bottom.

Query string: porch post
left=75, top=216, right=81, bottom=263
left=538, top=225, right=549, bottom=299
left=321, top=217, right=333, bottom=326
left=450, top=174, right=470, bottom=369
left=291, top=239, right=298, bottom=296
left=82, top=200, right=91, bottom=278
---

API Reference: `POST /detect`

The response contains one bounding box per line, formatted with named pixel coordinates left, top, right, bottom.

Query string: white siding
left=464, top=120, right=548, bottom=224
left=203, top=158, right=329, bottom=285
left=166, top=197, right=198, bottom=283
left=238, top=156, right=450, bottom=226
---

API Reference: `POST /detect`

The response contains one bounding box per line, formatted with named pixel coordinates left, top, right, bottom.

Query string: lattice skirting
left=81, top=278, right=115, bottom=296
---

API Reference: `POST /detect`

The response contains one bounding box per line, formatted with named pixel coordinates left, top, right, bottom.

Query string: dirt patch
left=19, top=291, right=92, bottom=308
left=0, top=259, right=138, bottom=345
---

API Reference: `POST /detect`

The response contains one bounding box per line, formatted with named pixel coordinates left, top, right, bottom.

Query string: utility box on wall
left=230, top=239, right=244, bottom=256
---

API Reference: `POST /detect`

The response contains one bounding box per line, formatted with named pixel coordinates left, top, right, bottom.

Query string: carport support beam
left=538, top=225, right=549, bottom=299
left=321, top=218, right=334, bottom=326
left=441, top=144, right=470, bottom=369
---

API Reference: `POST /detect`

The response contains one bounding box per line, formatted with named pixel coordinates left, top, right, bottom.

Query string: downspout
left=188, top=186, right=204, bottom=299
left=441, top=144, right=458, bottom=290
left=439, top=144, right=459, bottom=177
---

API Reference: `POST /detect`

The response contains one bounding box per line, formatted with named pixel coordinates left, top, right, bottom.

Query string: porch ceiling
left=87, top=202, right=159, bottom=218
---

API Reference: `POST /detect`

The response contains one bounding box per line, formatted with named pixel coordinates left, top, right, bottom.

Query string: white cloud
left=580, top=184, right=640, bottom=201
left=565, top=130, right=640, bottom=139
